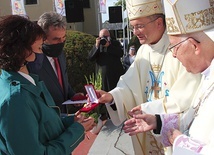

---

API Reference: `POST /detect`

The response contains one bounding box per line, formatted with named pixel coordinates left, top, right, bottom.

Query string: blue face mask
left=27, top=52, right=44, bottom=73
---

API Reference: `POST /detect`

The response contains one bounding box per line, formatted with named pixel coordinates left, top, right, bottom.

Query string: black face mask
left=42, top=42, right=65, bottom=58
left=27, top=52, right=44, bottom=72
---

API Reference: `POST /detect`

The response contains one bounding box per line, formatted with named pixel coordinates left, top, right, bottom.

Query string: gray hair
left=37, top=11, right=66, bottom=34
left=148, top=13, right=166, bottom=26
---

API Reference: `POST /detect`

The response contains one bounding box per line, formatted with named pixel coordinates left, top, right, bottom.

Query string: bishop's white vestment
left=106, top=31, right=202, bottom=155
left=157, top=59, right=214, bottom=155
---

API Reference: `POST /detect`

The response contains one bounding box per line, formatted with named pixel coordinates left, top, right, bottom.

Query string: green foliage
left=64, top=30, right=108, bottom=121
left=114, top=0, right=126, bottom=10
left=85, top=112, right=99, bottom=123
left=84, top=72, right=102, bottom=123
left=84, top=72, right=102, bottom=90
left=64, top=30, right=96, bottom=93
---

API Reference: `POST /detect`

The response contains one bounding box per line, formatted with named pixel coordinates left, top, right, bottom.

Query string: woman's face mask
left=27, top=52, right=44, bottom=72
left=42, top=42, right=65, bottom=58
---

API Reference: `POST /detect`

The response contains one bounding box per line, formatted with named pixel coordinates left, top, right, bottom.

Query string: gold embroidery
left=185, top=8, right=214, bottom=31
left=166, top=7, right=214, bottom=33
left=165, top=17, right=179, bottom=33
left=149, top=47, right=167, bottom=100
left=209, top=8, right=214, bottom=23
left=152, top=82, right=161, bottom=99
left=149, top=132, right=164, bottom=155
left=210, top=0, right=214, bottom=7
left=151, top=64, right=162, bottom=72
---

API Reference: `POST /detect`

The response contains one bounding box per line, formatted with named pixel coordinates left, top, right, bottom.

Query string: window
left=25, top=0, right=37, bottom=5
left=83, top=0, right=90, bottom=8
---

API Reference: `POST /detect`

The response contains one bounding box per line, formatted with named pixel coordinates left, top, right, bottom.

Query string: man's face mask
left=42, top=42, right=65, bottom=58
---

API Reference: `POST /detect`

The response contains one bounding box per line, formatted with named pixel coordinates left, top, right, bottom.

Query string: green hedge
left=64, top=30, right=96, bottom=93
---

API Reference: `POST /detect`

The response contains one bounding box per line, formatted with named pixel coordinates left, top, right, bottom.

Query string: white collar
left=18, top=71, right=36, bottom=85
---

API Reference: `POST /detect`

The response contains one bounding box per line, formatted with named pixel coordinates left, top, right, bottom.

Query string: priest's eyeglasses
left=168, top=37, right=200, bottom=54
left=129, top=18, right=159, bottom=32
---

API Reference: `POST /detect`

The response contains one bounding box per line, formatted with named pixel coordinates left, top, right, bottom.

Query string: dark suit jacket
left=88, top=40, right=125, bottom=92
left=88, top=40, right=125, bottom=111
left=28, top=52, right=75, bottom=113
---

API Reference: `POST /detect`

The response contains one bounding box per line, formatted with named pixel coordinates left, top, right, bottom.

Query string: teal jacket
left=0, top=70, right=84, bottom=155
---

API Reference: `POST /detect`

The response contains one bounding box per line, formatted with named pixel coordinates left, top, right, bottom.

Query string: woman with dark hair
left=0, top=15, right=84, bottom=155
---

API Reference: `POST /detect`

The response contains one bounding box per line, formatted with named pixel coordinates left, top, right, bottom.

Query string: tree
left=114, top=0, right=126, bottom=10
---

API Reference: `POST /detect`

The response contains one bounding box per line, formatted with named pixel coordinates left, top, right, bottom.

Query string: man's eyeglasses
left=129, top=18, right=159, bottom=32
left=168, top=37, right=200, bottom=54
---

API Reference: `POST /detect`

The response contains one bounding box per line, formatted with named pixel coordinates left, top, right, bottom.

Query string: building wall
left=82, top=0, right=101, bottom=36
left=0, top=0, right=101, bottom=36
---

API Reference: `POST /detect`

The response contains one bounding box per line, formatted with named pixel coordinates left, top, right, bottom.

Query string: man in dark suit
left=88, top=29, right=125, bottom=119
left=89, top=29, right=125, bottom=92
left=27, top=12, right=85, bottom=115
left=28, top=12, right=95, bottom=131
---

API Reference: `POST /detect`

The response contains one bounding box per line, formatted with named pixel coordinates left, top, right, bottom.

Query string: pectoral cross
left=152, top=81, right=161, bottom=99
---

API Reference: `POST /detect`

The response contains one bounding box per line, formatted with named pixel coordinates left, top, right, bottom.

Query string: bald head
left=99, top=29, right=110, bottom=38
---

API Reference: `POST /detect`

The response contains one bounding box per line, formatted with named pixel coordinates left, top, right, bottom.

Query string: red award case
left=79, top=84, right=100, bottom=113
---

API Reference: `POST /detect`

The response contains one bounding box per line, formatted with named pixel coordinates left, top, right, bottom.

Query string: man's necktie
left=53, top=58, right=63, bottom=90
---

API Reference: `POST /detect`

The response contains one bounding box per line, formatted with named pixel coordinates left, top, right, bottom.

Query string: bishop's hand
left=123, top=114, right=157, bottom=136
left=128, top=105, right=142, bottom=117
left=167, top=129, right=182, bottom=145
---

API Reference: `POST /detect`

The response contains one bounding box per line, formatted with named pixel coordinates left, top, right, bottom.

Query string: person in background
left=123, top=0, right=214, bottom=154
left=88, top=28, right=125, bottom=120
left=89, top=29, right=125, bottom=92
left=123, top=44, right=137, bottom=71
left=0, top=15, right=84, bottom=155
left=95, top=0, right=201, bottom=154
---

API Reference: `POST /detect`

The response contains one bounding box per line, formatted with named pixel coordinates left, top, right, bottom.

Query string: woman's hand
left=75, top=112, right=96, bottom=131
left=80, top=117, right=96, bottom=132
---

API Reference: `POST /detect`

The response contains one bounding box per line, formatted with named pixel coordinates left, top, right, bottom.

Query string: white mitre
left=126, top=0, right=164, bottom=20
left=163, top=0, right=214, bottom=40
